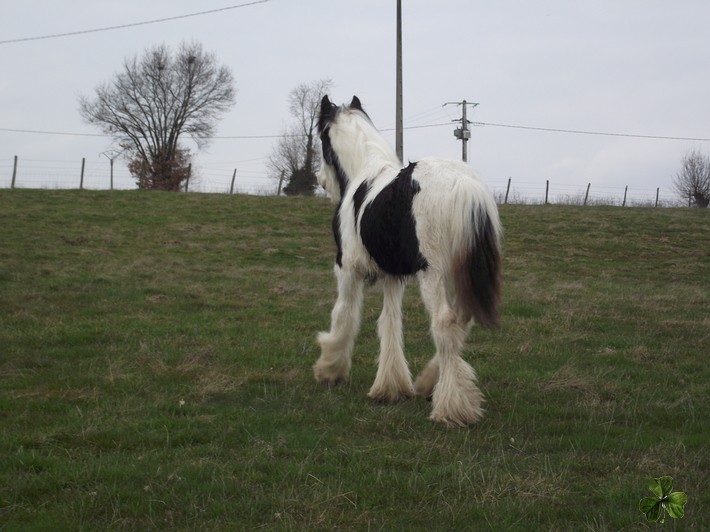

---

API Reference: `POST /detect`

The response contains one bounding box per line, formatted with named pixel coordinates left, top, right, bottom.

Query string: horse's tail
left=454, top=194, right=502, bottom=329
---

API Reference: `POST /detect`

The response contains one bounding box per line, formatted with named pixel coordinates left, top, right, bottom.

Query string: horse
left=313, top=95, right=502, bottom=427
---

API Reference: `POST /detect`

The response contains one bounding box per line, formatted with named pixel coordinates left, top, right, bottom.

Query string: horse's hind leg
left=417, top=270, right=483, bottom=427
left=314, top=266, right=364, bottom=385
left=413, top=355, right=439, bottom=400
left=368, top=277, right=414, bottom=402
left=413, top=322, right=472, bottom=399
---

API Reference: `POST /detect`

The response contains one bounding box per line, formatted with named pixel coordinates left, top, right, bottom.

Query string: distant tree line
left=78, top=40, right=710, bottom=203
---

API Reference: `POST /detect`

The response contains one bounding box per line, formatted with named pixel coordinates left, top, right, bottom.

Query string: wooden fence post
left=504, top=177, right=511, bottom=204
left=655, top=188, right=660, bottom=208
left=545, top=179, right=550, bottom=205
left=277, top=170, right=285, bottom=196
left=622, top=185, right=628, bottom=207
left=584, top=183, right=591, bottom=206
left=184, top=164, right=192, bottom=192
left=80, top=157, right=85, bottom=190
left=110, top=158, right=114, bottom=190
left=230, top=168, right=237, bottom=194
left=11, top=155, right=18, bottom=189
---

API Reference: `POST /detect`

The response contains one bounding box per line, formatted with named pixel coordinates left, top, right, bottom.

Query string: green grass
left=1, top=189, right=708, bottom=530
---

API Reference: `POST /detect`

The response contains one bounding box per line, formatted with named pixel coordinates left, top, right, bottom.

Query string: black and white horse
left=314, top=95, right=502, bottom=427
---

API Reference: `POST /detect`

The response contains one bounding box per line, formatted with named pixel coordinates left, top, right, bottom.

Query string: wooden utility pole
left=444, top=100, right=478, bottom=163
left=395, top=0, right=403, bottom=163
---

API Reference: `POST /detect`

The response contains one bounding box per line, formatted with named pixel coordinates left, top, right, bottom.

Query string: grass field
left=1, top=189, right=708, bottom=530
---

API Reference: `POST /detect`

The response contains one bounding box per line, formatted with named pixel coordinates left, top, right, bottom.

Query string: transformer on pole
left=444, top=100, right=479, bottom=163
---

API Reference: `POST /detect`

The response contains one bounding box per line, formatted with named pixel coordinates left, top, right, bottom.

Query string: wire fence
left=487, top=177, right=678, bottom=208
left=1, top=155, right=276, bottom=196
left=1, top=155, right=680, bottom=206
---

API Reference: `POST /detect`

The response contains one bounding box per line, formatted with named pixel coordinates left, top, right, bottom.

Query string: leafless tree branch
left=673, top=149, right=710, bottom=207
left=79, top=41, right=236, bottom=190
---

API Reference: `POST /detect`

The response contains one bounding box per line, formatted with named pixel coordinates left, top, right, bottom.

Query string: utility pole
left=395, top=0, right=403, bottom=163
left=444, top=100, right=479, bottom=163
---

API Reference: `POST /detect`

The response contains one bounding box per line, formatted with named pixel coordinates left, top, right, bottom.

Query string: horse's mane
left=338, top=107, right=401, bottom=179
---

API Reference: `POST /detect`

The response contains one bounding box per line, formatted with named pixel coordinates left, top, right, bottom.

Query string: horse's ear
left=350, top=95, right=364, bottom=111
left=320, top=95, right=336, bottom=116
left=318, top=95, right=336, bottom=132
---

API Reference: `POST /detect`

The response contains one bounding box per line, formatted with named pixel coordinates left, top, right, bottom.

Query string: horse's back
left=409, top=158, right=501, bottom=269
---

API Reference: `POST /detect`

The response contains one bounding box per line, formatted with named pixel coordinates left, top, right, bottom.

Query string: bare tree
left=268, top=79, right=333, bottom=195
left=79, top=41, right=236, bottom=191
left=674, top=149, right=710, bottom=207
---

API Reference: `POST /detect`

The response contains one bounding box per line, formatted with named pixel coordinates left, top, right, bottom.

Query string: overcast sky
left=2, top=1, right=709, bottom=202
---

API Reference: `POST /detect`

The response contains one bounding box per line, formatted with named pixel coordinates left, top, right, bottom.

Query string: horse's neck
left=347, top=140, right=401, bottom=186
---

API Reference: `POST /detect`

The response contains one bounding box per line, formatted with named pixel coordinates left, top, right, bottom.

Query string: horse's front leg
left=314, top=265, right=364, bottom=385
left=367, top=277, right=414, bottom=402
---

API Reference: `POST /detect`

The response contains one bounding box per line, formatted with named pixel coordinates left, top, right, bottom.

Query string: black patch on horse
left=320, top=129, right=348, bottom=198
left=352, top=180, right=370, bottom=227
left=358, top=162, right=428, bottom=276
left=318, top=96, right=348, bottom=198
left=332, top=203, right=343, bottom=267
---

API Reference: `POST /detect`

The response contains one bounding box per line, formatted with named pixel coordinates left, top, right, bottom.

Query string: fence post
left=277, top=170, right=285, bottom=196
left=184, top=164, right=192, bottom=192
left=584, top=183, right=591, bottom=206
left=80, top=157, right=85, bottom=190
left=622, top=185, right=628, bottom=207
left=110, top=158, right=114, bottom=190
left=545, top=179, right=550, bottom=205
left=504, top=177, right=511, bottom=204
left=655, top=188, right=660, bottom=208
left=230, top=168, right=237, bottom=194
left=11, top=155, right=18, bottom=189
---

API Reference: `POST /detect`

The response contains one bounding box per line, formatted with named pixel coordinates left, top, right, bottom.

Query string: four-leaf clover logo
left=639, top=476, right=688, bottom=523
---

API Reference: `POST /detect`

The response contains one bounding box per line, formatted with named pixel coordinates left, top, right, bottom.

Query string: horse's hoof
left=367, top=386, right=414, bottom=403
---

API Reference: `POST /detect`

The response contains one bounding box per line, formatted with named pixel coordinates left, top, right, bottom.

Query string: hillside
left=1, top=190, right=708, bottom=529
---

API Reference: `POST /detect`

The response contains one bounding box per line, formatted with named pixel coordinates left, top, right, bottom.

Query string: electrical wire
left=0, top=0, right=271, bottom=45
left=472, top=121, right=710, bottom=142
left=1, top=121, right=708, bottom=142
left=0, top=127, right=107, bottom=137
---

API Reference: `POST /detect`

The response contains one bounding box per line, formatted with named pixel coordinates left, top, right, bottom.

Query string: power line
left=472, top=121, right=710, bottom=142
left=2, top=121, right=709, bottom=142
left=0, top=124, right=452, bottom=139
left=0, top=127, right=285, bottom=139
left=0, top=0, right=271, bottom=45
left=0, top=127, right=107, bottom=137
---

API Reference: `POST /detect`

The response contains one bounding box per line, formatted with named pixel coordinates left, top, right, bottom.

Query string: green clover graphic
left=639, top=476, right=688, bottom=524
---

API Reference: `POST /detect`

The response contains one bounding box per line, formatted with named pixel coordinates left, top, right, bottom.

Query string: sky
left=2, top=0, right=709, bottom=203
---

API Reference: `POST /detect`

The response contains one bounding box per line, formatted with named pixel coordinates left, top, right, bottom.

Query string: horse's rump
left=411, top=158, right=502, bottom=328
